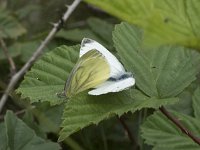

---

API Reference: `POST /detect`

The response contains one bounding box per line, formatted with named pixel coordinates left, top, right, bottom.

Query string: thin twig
left=0, top=38, right=16, bottom=74
left=0, top=0, right=82, bottom=113
left=117, top=116, right=140, bottom=150
left=159, top=106, right=200, bottom=146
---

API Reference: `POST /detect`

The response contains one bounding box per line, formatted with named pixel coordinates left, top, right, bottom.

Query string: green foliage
left=86, top=18, right=113, bottom=46
left=113, top=22, right=200, bottom=98
left=0, top=111, right=60, bottom=150
left=167, top=87, right=193, bottom=115
left=17, top=45, right=80, bottom=105
left=141, top=111, right=200, bottom=150
left=33, top=102, right=65, bottom=133
left=12, top=41, right=53, bottom=62
left=22, top=110, right=47, bottom=139
left=0, top=8, right=26, bottom=38
left=4, top=0, right=200, bottom=148
left=0, top=45, right=21, bottom=60
left=17, top=22, right=189, bottom=142
left=56, top=28, right=98, bottom=42
left=167, top=81, right=198, bottom=116
left=85, top=0, right=200, bottom=49
left=15, top=4, right=41, bottom=19
left=59, top=90, right=178, bottom=141
left=56, top=18, right=114, bottom=49
left=192, top=87, right=200, bottom=120
left=15, top=41, right=41, bottom=62
left=0, top=41, right=39, bottom=61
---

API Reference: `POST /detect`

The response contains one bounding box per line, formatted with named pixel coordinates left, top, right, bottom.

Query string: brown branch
left=0, top=38, right=16, bottom=74
left=117, top=116, right=140, bottom=150
left=0, top=0, right=82, bottom=113
left=159, top=106, right=200, bottom=146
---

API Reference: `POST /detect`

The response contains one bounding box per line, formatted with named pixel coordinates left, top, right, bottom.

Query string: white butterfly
left=80, top=38, right=135, bottom=95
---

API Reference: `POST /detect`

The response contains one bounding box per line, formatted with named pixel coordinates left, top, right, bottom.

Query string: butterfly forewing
left=64, top=49, right=110, bottom=98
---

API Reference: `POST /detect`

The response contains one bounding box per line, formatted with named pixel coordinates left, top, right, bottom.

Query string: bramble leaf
left=141, top=111, right=200, bottom=150
left=85, top=0, right=200, bottom=49
left=59, top=90, right=178, bottom=141
left=113, top=22, right=200, bottom=97
left=0, top=8, right=26, bottom=38
left=17, top=45, right=80, bottom=105
left=0, top=111, right=60, bottom=150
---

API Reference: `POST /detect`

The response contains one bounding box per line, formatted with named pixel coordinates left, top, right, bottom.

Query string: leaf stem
left=159, top=106, right=200, bottom=146
left=0, top=38, right=16, bottom=74
left=117, top=116, right=140, bottom=150
left=0, top=0, right=82, bottom=114
left=0, top=106, right=35, bottom=121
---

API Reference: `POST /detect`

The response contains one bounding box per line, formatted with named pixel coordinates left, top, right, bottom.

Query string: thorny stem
left=159, top=106, right=200, bottom=146
left=117, top=116, right=140, bottom=150
left=0, top=38, right=16, bottom=74
left=0, top=0, right=82, bottom=114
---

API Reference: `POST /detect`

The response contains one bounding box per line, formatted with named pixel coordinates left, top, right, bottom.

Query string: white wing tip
left=88, top=77, right=135, bottom=96
left=81, top=38, right=94, bottom=47
left=88, top=90, right=102, bottom=95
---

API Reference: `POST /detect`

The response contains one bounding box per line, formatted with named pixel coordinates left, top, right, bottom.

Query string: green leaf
left=192, top=87, right=200, bottom=120
left=12, top=41, right=52, bottom=62
left=15, top=4, right=41, bottom=19
left=56, top=18, right=114, bottom=49
left=17, top=24, right=180, bottom=142
left=0, top=110, right=60, bottom=150
left=34, top=102, right=65, bottom=133
left=0, top=8, right=26, bottom=38
left=141, top=111, right=200, bottom=150
left=167, top=81, right=198, bottom=116
left=113, top=22, right=200, bottom=98
left=59, top=90, right=178, bottom=141
left=0, top=123, right=8, bottom=150
left=0, top=41, right=45, bottom=62
left=22, top=107, right=84, bottom=150
left=56, top=28, right=99, bottom=42
left=0, top=46, right=21, bottom=60
left=85, top=0, right=151, bottom=26
left=167, top=87, right=193, bottom=116
left=17, top=41, right=41, bottom=62
left=85, top=0, right=200, bottom=49
left=87, top=17, right=114, bottom=46
left=143, top=0, right=200, bottom=48
left=22, top=110, right=47, bottom=138
left=17, top=45, right=80, bottom=105
left=0, top=41, right=39, bottom=61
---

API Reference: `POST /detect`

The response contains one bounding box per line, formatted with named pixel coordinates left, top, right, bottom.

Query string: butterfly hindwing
left=88, top=77, right=135, bottom=95
left=64, top=49, right=110, bottom=98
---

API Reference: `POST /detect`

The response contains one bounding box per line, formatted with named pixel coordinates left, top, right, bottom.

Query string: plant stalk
left=0, top=38, right=16, bottom=74
left=117, top=116, right=140, bottom=150
left=159, top=106, right=200, bottom=146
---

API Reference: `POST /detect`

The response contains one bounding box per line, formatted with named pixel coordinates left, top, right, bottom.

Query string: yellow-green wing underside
left=64, top=49, right=110, bottom=98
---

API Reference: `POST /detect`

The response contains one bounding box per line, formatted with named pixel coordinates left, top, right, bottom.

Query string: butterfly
left=60, top=38, right=135, bottom=98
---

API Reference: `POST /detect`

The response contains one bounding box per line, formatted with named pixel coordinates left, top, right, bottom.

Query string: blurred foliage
left=0, top=111, right=60, bottom=150
left=85, top=0, right=200, bottom=49
left=141, top=111, right=200, bottom=150
left=1, top=0, right=200, bottom=150
left=56, top=17, right=114, bottom=50
left=0, top=8, right=26, bottom=38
